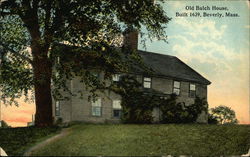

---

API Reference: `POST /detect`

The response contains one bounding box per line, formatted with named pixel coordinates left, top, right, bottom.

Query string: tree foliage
left=112, top=75, right=157, bottom=123
left=0, top=15, right=33, bottom=105
left=209, top=105, right=238, bottom=124
left=160, top=95, right=207, bottom=123
left=0, top=0, right=170, bottom=126
left=0, top=120, right=11, bottom=128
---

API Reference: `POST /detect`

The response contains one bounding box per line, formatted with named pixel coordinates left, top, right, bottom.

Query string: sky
left=139, top=0, right=250, bottom=124
left=0, top=0, right=249, bottom=126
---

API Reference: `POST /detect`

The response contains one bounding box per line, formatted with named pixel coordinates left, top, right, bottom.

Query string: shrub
left=0, top=120, right=11, bottom=128
left=185, top=97, right=208, bottom=122
left=160, top=95, right=208, bottom=123
left=208, top=113, right=219, bottom=124
left=112, top=75, right=208, bottom=124
left=55, top=117, right=63, bottom=125
left=0, top=126, right=60, bottom=156
left=121, top=94, right=160, bottom=124
left=112, top=75, right=157, bottom=123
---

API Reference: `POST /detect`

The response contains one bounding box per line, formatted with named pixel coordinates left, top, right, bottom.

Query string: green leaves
left=0, top=16, right=31, bottom=59
left=0, top=57, right=33, bottom=105
left=209, top=105, right=238, bottom=124
left=0, top=15, right=32, bottom=106
left=111, top=75, right=158, bottom=124
left=0, top=0, right=170, bottom=110
left=160, top=95, right=208, bottom=123
left=110, top=75, right=208, bottom=124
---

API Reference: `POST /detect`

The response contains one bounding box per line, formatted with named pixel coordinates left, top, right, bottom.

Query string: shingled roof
left=55, top=43, right=210, bottom=85
left=137, top=50, right=211, bottom=85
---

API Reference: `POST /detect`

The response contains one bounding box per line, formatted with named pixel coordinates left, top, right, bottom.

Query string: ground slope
left=30, top=124, right=250, bottom=156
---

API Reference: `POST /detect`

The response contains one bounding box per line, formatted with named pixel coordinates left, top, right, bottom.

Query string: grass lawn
left=0, top=126, right=61, bottom=156
left=30, top=124, right=250, bottom=156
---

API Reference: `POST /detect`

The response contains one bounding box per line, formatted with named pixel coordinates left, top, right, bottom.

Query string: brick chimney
left=123, top=28, right=138, bottom=51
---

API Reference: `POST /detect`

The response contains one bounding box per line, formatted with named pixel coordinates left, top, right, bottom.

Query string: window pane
left=92, top=98, right=101, bottom=107
left=173, top=88, right=180, bottom=95
left=56, top=101, right=60, bottom=108
left=57, top=57, right=60, bottom=64
left=144, top=77, right=151, bottom=82
left=55, top=101, right=60, bottom=116
left=113, top=100, right=122, bottom=109
left=190, top=90, right=196, bottom=98
left=190, top=84, right=196, bottom=91
left=174, top=81, right=180, bottom=88
left=92, top=107, right=101, bottom=116
left=143, top=82, right=151, bottom=88
left=113, top=110, right=122, bottom=118
left=112, top=74, right=120, bottom=81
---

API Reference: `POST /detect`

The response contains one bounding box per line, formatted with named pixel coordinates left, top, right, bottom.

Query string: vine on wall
left=111, top=75, right=208, bottom=124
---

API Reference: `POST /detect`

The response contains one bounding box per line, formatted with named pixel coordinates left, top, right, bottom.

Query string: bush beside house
left=112, top=75, right=208, bottom=124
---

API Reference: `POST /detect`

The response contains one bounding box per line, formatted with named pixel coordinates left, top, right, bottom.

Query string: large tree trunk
left=18, top=4, right=54, bottom=126
left=32, top=48, right=53, bottom=127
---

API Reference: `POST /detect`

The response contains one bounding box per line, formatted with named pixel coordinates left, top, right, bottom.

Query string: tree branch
left=51, top=2, right=64, bottom=38
left=44, top=1, right=52, bottom=45
left=0, top=0, right=24, bottom=17
left=0, top=11, right=17, bottom=16
left=19, top=0, right=41, bottom=41
left=12, top=51, right=33, bottom=64
left=0, top=43, right=33, bottom=64
left=32, top=0, right=39, bottom=10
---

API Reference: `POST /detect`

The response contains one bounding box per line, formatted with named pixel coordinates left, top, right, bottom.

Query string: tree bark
left=16, top=2, right=55, bottom=127
left=32, top=47, right=53, bottom=127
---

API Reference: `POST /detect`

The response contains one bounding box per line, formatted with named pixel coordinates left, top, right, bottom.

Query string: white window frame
left=112, top=74, right=120, bottom=82
left=173, top=81, right=181, bottom=95
left=143, top=77, right=152, bottom=88
left=91, top=98, right=102, bottom=116
left=189, top=84, right=196, bottom=98
left=112, top=100, right=122, bottom=118
left=55, top=101, right=60, bottom=116
left=56, top=56, right=60, bottom=64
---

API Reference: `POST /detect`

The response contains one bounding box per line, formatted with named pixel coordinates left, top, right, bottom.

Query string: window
left=113, top=100, right=122, bottom=118
left=189, top=84, right=196, bottom=98
left=173, top=81, right=181, bottom=95
left=56, top=57, right=60, bottom=64
left=91, top=98, right=102, bottom=116
left=112, top=74, right=120, bottom=82
left=55, top=101, right=60, bottom=116
left=143, top=77, right=151, bottom=88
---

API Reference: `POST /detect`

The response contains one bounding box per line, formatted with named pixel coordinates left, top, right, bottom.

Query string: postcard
left=0, top=0, right=249, bottom=156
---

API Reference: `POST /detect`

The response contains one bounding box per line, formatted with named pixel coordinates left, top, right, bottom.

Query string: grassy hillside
left=31, top=124, right=250, bottom=156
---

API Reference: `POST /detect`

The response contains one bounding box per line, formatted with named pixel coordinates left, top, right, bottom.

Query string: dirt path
left=23, top=127, right=71, bottom=156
